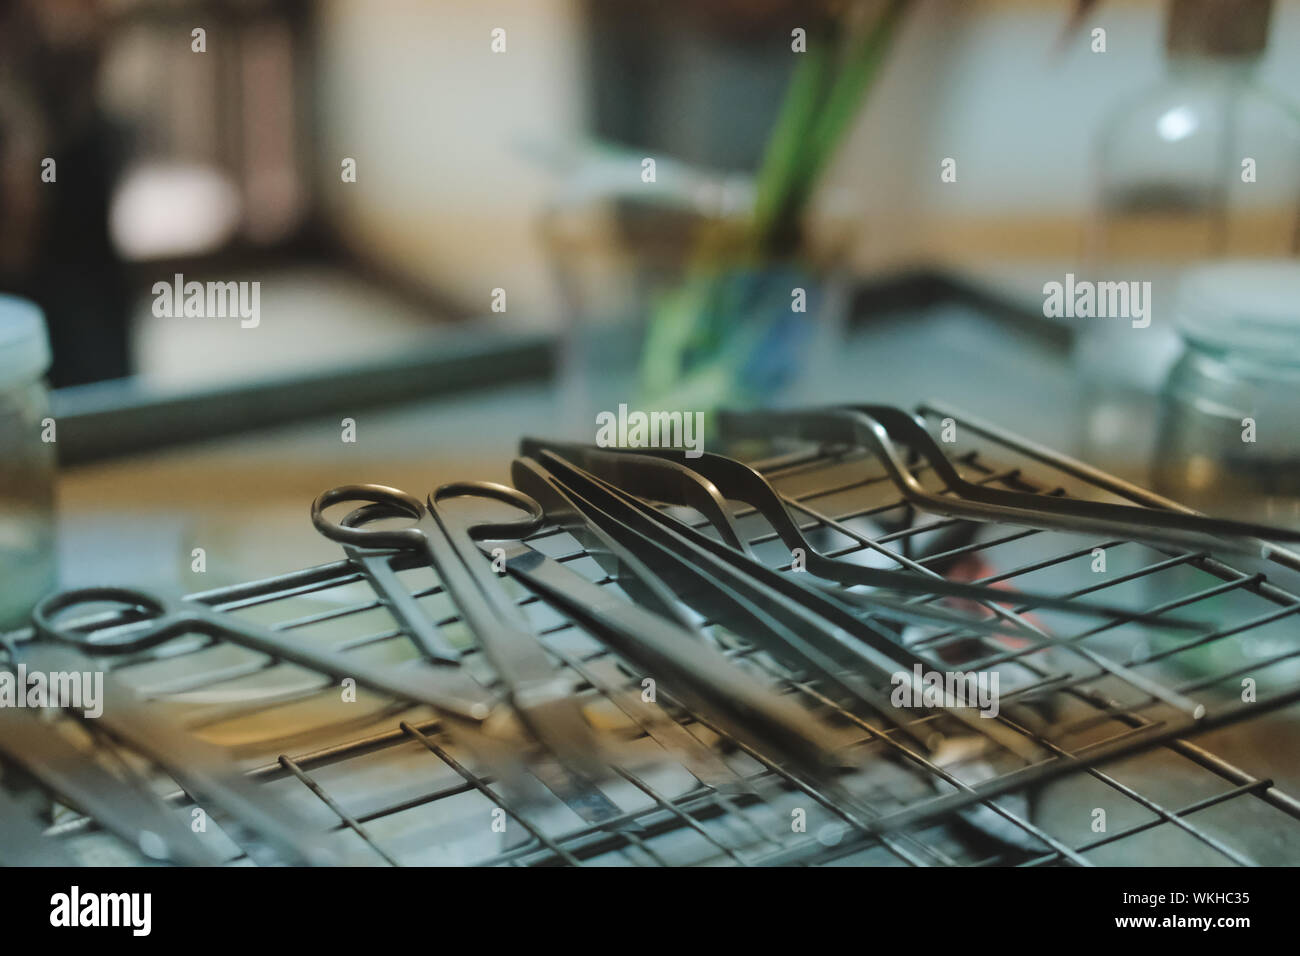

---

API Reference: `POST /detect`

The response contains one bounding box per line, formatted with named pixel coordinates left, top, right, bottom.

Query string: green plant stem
left=638, top=0, right=912, bottom=405
left=756, top=0, right=910, bottom=256
left=750, top=19, right=840, bottom=249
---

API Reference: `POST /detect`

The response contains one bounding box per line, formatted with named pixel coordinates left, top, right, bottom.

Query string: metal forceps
left=461, top=467, right=846, bottom=783
left=33, top=586, right=491, bottom=722
left=721, top=405, right=1300, bottom=554
left=312, top=482, right=626, bottom=824
left=19, top=606, right=351, bottom=864
left=528, top=450, right=1221, bottom=760
left=520, top=440, right=1195, bottom=629
left=525, top=451, right=1003, bottom=753
left=531, top=443, right=1208, bottom=719
left=552, top=448, right=1207, bottom=724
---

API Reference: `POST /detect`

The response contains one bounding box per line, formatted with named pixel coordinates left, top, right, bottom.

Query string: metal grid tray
left=10, top=403, right=1300, bottom=866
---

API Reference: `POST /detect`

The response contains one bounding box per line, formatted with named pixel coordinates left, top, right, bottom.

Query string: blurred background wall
left=314, top=0, right=584, bottom=322
left=4, top=0, right=1299, bottom=386
left=313, top=0, right=1300, bottom=315
left=4, top=0, right=1297, bottom=587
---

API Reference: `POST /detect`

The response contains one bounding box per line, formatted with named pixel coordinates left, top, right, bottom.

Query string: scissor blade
left=0, top=784, right=81, bottom=866
left=394, top=507, right=637, bottom=826
left=0, top=704, right=223, bottom=865
left=281, top=502, right=638, bottom=831
left=25, top=644, right=341, bottom=866
left=173, top=604, right=495, bottom=724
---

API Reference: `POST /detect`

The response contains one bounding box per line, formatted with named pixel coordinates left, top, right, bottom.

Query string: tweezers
left=525, top=450, right=1044, bottom=758
left=473, top=511, right=844, bottom=778
left=511, top=457, right=704, bottom=633
left=526, top=441, right=1205, bottom=720
left=521, top=439, right=1198, bottom=630
left=720, top=406, right=1300, bottom=554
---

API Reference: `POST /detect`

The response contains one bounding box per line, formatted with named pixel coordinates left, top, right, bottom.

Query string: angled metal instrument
left=457, top=476, right=844, bottom=783
left=511, top=457, right=705, bottom=634
left=312, top=482, right=628, bottom=828
left=337, top=492, right=749, bottom=793
left=525, top=449, right=1056, bottom=759
left=524, top=441, right=1206, bottom=721
left=519, top=453, right=908, bottom=726
left=0, top=702, right=223, bottom=866
left=11, top=633, right=339, bottom=865
left=0, top=636, right=225, bottom=866
left=520, top=439, right=1199, bottom=630
left=719, top=405, right=1300, bottom=555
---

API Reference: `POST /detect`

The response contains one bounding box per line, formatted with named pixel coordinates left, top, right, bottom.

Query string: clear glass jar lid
left=0, top=294, right=52, bottom=385
left=1176, top=261, right=1300, bottom=360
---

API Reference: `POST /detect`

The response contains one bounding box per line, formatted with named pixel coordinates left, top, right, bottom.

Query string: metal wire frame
left=8, top=404, right=1300, bottom=867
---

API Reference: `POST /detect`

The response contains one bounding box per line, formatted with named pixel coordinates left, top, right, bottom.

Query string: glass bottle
left=1155, top=261, right=1300, bottom=525
left=1078, top=0, right=1300, bottom=479
left=0, top=295, right=56, bottom=629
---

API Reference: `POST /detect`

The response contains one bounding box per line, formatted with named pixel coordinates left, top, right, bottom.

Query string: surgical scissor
left=347, top=482, right=757, bottom=792
left=33, top=586, right=492, bottom=722
left=312, top=482, right=627, bottom=825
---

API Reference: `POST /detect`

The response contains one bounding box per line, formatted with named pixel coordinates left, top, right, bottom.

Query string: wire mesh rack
left=6, top=402, right=1300, bottom=867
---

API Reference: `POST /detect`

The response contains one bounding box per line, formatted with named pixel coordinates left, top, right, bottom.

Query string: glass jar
left=543, top=176, right=854, bottom=441
left=1141, top=262, right=1300, bottom=682
left=1154, top=261, right=1300, bottom=525
left=1078, top=0, right=1300, bottom=478
left=0, top=295, right=56, bottom=630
